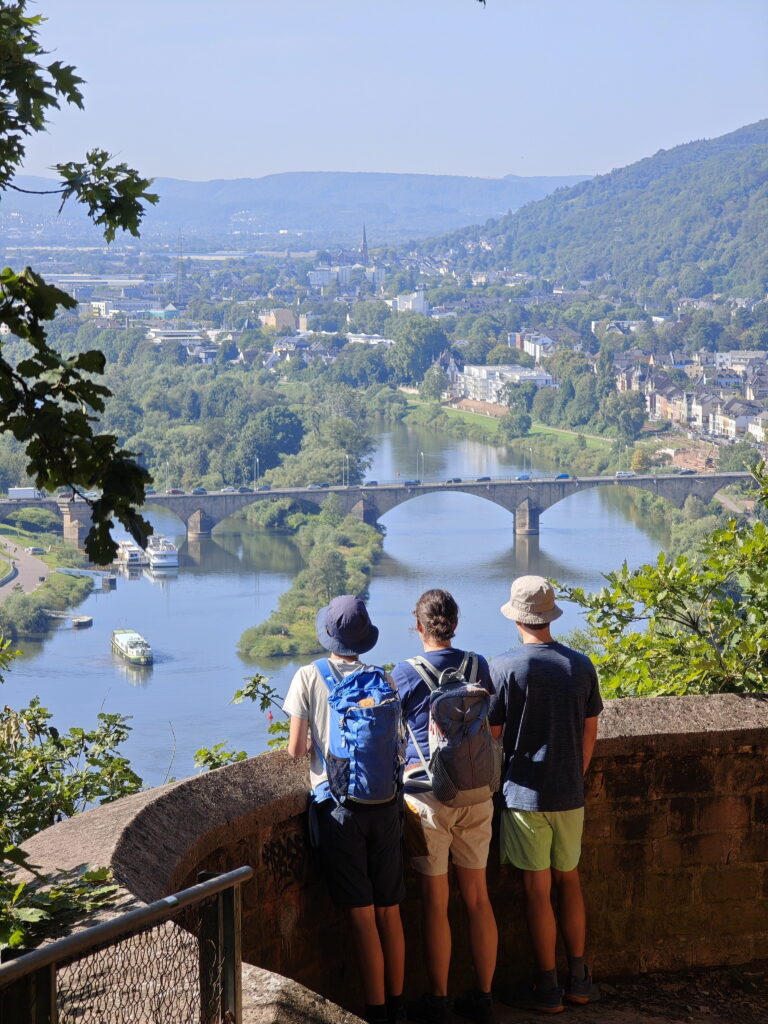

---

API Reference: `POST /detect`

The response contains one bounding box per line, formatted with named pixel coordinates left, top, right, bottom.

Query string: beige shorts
left=403, top=791, right=493, bottom=876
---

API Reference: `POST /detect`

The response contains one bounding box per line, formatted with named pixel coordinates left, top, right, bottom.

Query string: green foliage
left=231, top=674, right=289, bottom=749
left=419, top=364, right=449, bottom=401
left=0, top=570, right=92, bottom=640
left=0, top=3, right=158, bottom=562
left=0, top=698, right=142, bottom=846
left=0, top=861, right=119, bottom=953
left=193, top=743, right=247, bottom=771
left=2, top=507, right=60, bottom=534
left=563, top=464, right=768, bottom=697
left=718, top=439, right=762, bottom=472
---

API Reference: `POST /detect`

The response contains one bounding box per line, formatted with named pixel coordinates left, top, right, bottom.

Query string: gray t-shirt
left=488, top=642, right=603, bottom=812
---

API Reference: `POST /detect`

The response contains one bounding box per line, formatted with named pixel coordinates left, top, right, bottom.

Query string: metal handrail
left=0, top=865, right=253, bottom=987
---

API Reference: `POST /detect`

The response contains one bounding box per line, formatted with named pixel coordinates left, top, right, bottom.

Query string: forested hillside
left=426, top=120, right=768, bottom=300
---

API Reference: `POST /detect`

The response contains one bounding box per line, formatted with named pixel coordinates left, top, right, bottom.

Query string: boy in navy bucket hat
left=284, top=596, right=406, bottom=1024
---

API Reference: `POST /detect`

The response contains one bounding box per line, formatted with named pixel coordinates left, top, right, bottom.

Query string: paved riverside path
left=0, top=538, right=49, bottom=603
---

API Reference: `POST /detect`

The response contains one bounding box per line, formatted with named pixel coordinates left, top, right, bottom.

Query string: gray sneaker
left=564, top=968, right=600, bottom=1005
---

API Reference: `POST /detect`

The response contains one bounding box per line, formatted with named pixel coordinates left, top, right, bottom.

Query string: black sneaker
left=407, top=992, right=451, bottom=1024
left=454, top=988, right=495, bottom=1024
left=564, top=968, right=600, bottom=1005
left=499, top=982, right=564, bottom=1015
left=387, top=995, right=407, bottom=1023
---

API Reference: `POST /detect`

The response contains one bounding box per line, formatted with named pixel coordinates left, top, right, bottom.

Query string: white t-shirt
left=282, top=657, right=395, bottom=793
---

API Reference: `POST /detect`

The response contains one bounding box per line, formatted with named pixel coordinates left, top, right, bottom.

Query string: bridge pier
left=60, top=503, right=90, bottom=549
left=187, top=509, right=217, bottom=537
left=514, top=498, right=540, bottom=536
left=350, top=498, right=379, bottom=527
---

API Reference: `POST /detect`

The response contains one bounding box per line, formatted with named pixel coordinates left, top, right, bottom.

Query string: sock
left=567, top=955, right=586, bottom=980
left=365, top=1003, right=389, bottom=1024
left=538, top=968, right=558, bottom=990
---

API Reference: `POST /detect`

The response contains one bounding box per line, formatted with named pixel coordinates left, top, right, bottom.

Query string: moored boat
left=111, top=628, right=153, bottom=665
left=146, top=535, right=179, bottom=569
left=115, top=540, right=149, bottom=567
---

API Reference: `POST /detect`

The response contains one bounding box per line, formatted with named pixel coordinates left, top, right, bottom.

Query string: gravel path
left=0, top=537, right=49, bottom=603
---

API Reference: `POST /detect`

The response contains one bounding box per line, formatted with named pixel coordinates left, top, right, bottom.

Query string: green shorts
left=500, top=807, right=584, bottom=872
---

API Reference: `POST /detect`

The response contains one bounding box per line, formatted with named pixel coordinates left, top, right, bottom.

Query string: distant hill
left=2, top=170, right=588, bottom=249
left=426, top=120, right=768, bottom=298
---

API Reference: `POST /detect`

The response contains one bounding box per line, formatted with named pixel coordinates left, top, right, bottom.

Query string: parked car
left=191, top=487, right=207, bottom=494
left=515, top=473, right=531, bottom=481
left=475, top=476, right=491, bottom=482
left=555, top=473, right=570, bottom=480
left=24, top=546, right=45, bottom=555
left=237, top=486, right=254, bottom=493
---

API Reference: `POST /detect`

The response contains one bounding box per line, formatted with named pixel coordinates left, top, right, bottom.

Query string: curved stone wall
left=23, top=693, right=768, bottom=1009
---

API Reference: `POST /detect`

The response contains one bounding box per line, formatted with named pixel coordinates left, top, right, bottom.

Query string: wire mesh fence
left=0, top=866, right=251, bottom=1024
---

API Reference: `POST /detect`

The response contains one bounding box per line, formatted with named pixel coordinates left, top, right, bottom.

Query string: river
left=3, top=424, right=666, bottom=786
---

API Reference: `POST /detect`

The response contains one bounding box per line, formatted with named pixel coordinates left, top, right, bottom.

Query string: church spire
left=360, top=224, right=369, bottom=267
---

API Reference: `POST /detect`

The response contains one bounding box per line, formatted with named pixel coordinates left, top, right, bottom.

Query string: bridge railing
left=0, top=865, right=253, bottom=1024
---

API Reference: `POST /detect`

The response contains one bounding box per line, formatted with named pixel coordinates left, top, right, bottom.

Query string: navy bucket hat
left=316, top=595, right=379, bottom=656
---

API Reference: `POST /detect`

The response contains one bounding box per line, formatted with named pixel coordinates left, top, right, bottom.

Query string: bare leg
left=348, top=904, right=385, bottom=1005
left=375, top=904, right=405, bottom=997
left=552, top=867, right=586, bottom=958
left=454, top=864, right=498, bottom=992
left=521, top=868, right=557, bottom=972
left=420, top=872, right=451, bottom=996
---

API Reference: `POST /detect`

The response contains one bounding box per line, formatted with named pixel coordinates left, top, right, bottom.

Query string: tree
left=498, top=410, right=531, bottom=440
left=498, top=380, right=537, bottom=413
left=718, top=439, right=761, bottom=472
left=562, top=465, right=768, bottom=697
left=387, top=314, right=447, bottom=383
left=420, top=364, right=449, bottom=402
left=0, top=3, right=159, bottom=562
left=302, top=548, right=348, bottom=605
left=600, top=391, right=647, bottom=443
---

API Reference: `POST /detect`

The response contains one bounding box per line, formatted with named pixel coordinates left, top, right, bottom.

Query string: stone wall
left=22, top=694, right=768, bottom=1010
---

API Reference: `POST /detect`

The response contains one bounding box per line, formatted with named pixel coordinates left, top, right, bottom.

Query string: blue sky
left=21, top=0, right=768, bottom=182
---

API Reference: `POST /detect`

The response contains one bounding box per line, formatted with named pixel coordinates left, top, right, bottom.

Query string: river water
left=4, top=424, right=666, bottom=786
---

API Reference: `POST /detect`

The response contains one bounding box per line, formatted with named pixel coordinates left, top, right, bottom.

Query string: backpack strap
left=315, top=657, right=341, bottom=691
left=406, top=656, right=440, bottom=692
left=406, top=722, right=432, bottom=780
left=459, top=652, right=479, bottom=685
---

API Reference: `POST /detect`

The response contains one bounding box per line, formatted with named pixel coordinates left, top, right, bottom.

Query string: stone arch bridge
left=4, top=472, right=750, bottom=547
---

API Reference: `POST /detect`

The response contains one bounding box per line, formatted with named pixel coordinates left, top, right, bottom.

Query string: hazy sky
left=19, top=0, right=768, bottom=182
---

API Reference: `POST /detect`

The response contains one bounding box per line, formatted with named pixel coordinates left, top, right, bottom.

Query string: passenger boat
left=115, top=540, right=149, bottom=567
left=146, top=535, right=179, bottom=569
left=111, top=628, right=153, bottom=665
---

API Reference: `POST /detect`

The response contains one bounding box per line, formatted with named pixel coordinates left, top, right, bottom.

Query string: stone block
left=653, top=833, right=732, bottom=868
left=641, top=870, right=695, bottom=910
left=639, top=940, right=695, bottom=973
left=704, top=868, right=765, bottom=901
left=601, top=762, right=651, bottom=801
left=612, top=809, right=667, bottom=842
left=597, top=839, right=654, bottom=876
left=713, top=750, right=764, bottom=794
left=653, top=756, right=714, bottom=796
left=697, top=795, right=751, bottom=833
left=665, top=795, right=698, bottom=835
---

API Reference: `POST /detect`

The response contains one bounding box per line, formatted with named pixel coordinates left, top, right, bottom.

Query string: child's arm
left=582, top=715, right=599, bottom=774
left=287, top=715, right=310, bottom=759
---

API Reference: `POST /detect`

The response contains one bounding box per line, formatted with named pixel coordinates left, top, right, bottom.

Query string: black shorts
left=315, top=797, right=405, bottom=908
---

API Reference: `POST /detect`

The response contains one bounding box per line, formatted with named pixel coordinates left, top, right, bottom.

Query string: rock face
left=20, top=693, right=768, bottom=1016
left=242, top=965, right=364, bottom=1024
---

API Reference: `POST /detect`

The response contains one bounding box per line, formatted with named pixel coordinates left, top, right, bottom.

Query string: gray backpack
left=406, top=653, right=502, bottom=807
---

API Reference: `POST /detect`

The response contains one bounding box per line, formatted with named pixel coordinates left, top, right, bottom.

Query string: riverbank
left=238, top=501, right=384, bottom=660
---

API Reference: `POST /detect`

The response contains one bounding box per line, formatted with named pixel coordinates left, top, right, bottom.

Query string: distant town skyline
left=18, top=0, right=768, bottom=184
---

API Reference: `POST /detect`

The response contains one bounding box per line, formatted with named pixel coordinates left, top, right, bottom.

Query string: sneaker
left=387, top=995, right=407, bottom=1023
left=407, top=992, right=451, bottom=1024
left=564, top=968, right=600, bottom=1005
left=499, top=982, right=564, bottom=1015
left=454, top=988, right=495, bottom=1024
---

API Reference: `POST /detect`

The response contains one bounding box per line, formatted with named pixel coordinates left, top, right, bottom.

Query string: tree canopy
left=1, top=2, right=158, bottom=562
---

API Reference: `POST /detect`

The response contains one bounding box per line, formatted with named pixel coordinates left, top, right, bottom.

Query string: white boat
left=115, top=540, right=149, bottom=567
left=146, top=535, right=179, bottom=569
left=111, top=628, right=153, bottom=665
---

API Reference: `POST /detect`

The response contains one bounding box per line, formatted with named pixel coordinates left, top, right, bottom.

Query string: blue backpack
left=316, top=659, right=405, bottom=804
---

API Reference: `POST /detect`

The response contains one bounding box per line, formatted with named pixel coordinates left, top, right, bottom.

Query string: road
left=0, top=538, right=49, bottom=603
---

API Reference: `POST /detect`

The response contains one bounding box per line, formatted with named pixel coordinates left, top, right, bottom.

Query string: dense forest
left=425, top=120, right=768, bottom=301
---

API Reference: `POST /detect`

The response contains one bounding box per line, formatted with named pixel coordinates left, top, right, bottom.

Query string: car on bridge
left=306, top=483, right=322, bottom=490
left=615, top=471, right=636, bottom=479
left=220, top=486, right=236, bottom=493
left=192, top=487, right=207, bottom=495
left=237, top=486, right=254, bottom=493
left=166, top=488, right=183, bottom=494
left=364, top=480, right=378, bottom=487
left=555, top=473, right=570, bottom=480
left=515, top=473, right=531, bottom=481
left=257, top=484, right=272, bottom=491
left=475, top=476, right=491, bottom=482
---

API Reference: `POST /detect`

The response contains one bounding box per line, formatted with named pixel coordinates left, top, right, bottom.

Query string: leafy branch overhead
left=0, top=2, right=159, bottom=561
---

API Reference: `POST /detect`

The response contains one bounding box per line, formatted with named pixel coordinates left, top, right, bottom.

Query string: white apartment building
left=391, top=291, right=429, bottom=314
left=454, top=364, right=555, bottom=403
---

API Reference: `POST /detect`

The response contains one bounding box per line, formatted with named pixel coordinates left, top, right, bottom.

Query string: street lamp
left=344, top=453, right=350, bottom=487
left=253, top=455, right=260, bottom=489
left=529, top=447, right=533, bottom=477
left=164, top=463, right=168, bottom=492
left=417, top=450, right=424, bottom=482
